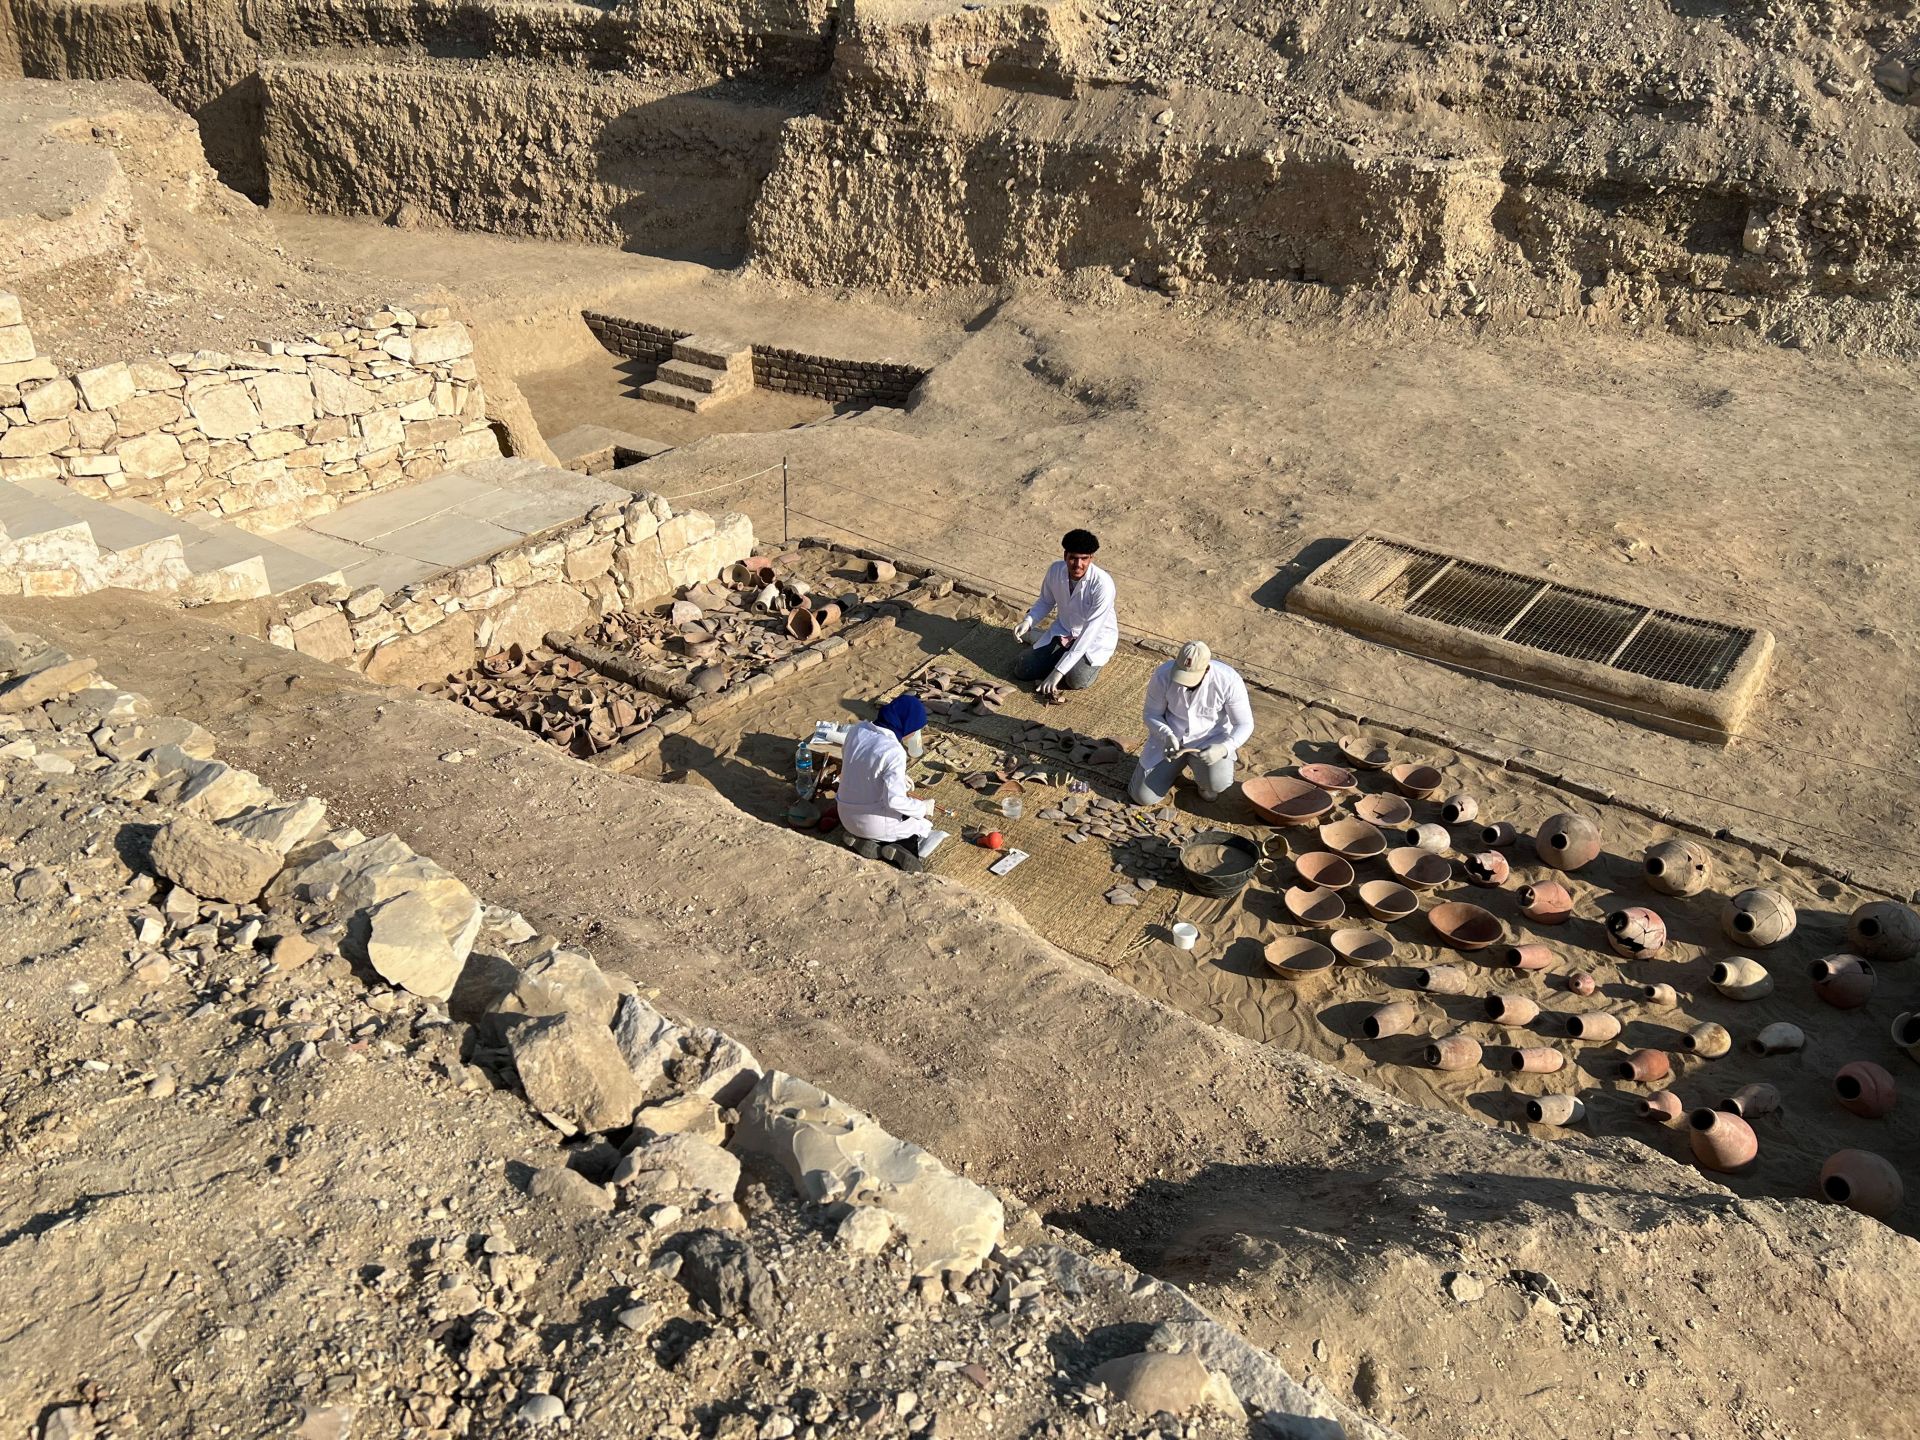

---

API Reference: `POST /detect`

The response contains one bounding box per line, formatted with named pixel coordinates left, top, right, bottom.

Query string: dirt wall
left=259, top=58, right=806, bottom=260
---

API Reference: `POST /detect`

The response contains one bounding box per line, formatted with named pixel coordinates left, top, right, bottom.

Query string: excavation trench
left=9, top=590, right=1916, bottom=1440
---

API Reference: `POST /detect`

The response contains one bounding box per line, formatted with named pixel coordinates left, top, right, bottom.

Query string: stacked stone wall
left=260, top=489, right=754, bottom=687
left=0, top=292, right=499, bottom=531
left=581, top=309, right=927, bottom=407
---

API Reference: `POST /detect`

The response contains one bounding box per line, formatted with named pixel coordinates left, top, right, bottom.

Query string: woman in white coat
left=836, top=694, right=933, bottom=871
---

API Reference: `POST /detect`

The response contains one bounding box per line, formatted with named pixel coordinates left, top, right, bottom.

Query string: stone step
left=654, top=358, right=748, bottom=397
left=670, top=335, right=751, bottom=373
left=638, top=379, right=721, bottom=413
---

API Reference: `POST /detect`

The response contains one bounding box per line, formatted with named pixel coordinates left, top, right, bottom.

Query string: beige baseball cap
left=1172, top=640, right=1211, bottom=685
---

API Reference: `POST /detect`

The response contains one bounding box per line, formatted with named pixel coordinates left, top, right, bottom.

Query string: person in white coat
left=1129, top=641, right=1255, bottom=805
left=1013, top=528, right=1118, bottom=698
left=836, top=693, right=933, bottom=872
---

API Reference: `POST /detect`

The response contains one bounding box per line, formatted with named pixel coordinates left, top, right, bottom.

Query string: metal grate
left=1315, top=537, right=1756, bottom=693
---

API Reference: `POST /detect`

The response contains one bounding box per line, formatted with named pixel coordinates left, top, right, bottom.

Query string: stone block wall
left=0, top=292, right=500, bottom=531
left=261, top=489, right=755, bottom=688
left=581, top=309, right=927, bottom=407
left=749, top=344, right=925, bottom=405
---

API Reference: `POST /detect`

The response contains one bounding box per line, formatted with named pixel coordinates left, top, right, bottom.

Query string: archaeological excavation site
left=4, top=0, right=1920, bottom=1432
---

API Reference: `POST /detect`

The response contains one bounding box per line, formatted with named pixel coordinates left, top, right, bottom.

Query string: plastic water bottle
left=794, top=741, right=816, bottom=800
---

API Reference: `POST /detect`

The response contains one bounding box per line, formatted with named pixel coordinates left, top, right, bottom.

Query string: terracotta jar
left=1407, top=823, right=1451, bottom=853
left=1505, top=943, right=1555, bottom=972
left=1846, top=900, right=1920, bottom=963
left=1526, top=1094, right=1585, bottom=1127
left=1425, top=1034, right=1483, bottom=1071
left=1892, top=1012, right=1920, bottom=1060
left=1642, top=837, right=1713, bottom=897
left=1565, top=971, right=1597, bottom=996
left=1834, top=1061, right=1896, bottom=1118
left=1639, top=1090, right=1684, bottom=1122
left=1441, top=794, right=1480, bottom=825
left=1639, top=982, right=1678, bottom=1010
left=1616, top=1048, right=1671, bottom=1083
left=1461, top=851, right=1510, bottom=887
left=1417, top=965, right=1471, bottom=995
left=1534, top=813, right=1602, bottom=872
left=1480, top=821, right=1518, bottom=848
left=1710, top=956, right=1773, bottom=1001
left=1747, top=1022, right=1805, bottom=1056
left=1688, top=1108, right=1758, bottom=1172
left=1520, top=882, right=1574, bottom=924
left=1605, top=906, right=1667, bottom=959
left=1811, top=955, right=1876, bottom=1010
left=1565, top=1011, right=1621, bottom=1043
left=1720, top=1083, right=1780, bottom=1119
left=1363, top=1001, right=1417, bottom=1039
left=1484, top=992, right=1540, bottom=1026
left=1682, top=1022, right=1732, bottom=1058
left=1820, top=1150, right=1904, bottom=1218
left=1509, top=1046, right=1564, bottom=1074
left=1721, top=888, right=1796, bottom=947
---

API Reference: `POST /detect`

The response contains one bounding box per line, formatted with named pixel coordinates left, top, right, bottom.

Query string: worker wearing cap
left=1130, top=641, right=1254, bottom=805
left=837, top=693, right=933, bottom=871
left=1013, top=529, right=1118, bottom=698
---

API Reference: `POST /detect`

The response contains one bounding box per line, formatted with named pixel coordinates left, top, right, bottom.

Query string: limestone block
left=294, top=833, right=483, bottom=964
left=113, top=391, right=185, bottom=436
left=657, top=511, right=716, bottom=551
left=188, top=381, right=262, bottom=439
left=292, top=612, right=355, bottom=664
left=220, top=796, right=329, bottom=854
left=442, top=428, right=500, bottom=465
left=70, top=408, right=115, bottom=449
left=177, top=759, right=275, bottom=821
left=359, top=891, right=458, bottom=1000
left=710, top=511, right=754, bottom=570
left=615, top=1133, right=741, bottom=1206
left=409, top=323, right=474, bottom=365
left=487, top=582, right=590, bottom=654
left=566, top=537, right=616, bottom=583
left=0, top=294, right=21, bottom=327
left=509, top=1012, right=644, bottom=1134
left=0, top=357, right=56, bottom=389
left=735, top=1071, right=1005, bottom=1277
left=622, top=504, right=660, bottom=544
left=1090, top=1353, right=1220, bottom=1418
left=67, top=454, right=122, bottom=478
left=0, top=456, right=60, bottom=483
left=150, top=815, right=284, bottom=903
left=247, top=429, right=306, bottom=460
left=118, top=431, right=187, bottom=480
left=20, top=569, right=85, bottom=598
left=362, top=613, right=475, bottom=687
left=22, top=379, right=77, bottom=423
left=527, top=1165, right=613, bottom=1216
left=128, top=360, right=184, bottom=392
left=0, top=419, right=71, bottom=458
left=404, top=416, right=461, bottom=447
left=0, top=325, right=39, bottom=365
left=0, top=647, right=98, bottom=712
left=312, top=368, right=381, bottom=416
left=615, top=537, right=673, bottom=603
left=490, top=945, right=626, bottom=1026
left=359, top=410, right=405, bottom=451
left=665, top=535, right=720, bottom=589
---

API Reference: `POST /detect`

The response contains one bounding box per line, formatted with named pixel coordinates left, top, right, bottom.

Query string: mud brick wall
left=0, top=294, right=500, bottom=531
left=582, top=313, right=690, bottom=368
left=749, top=345, right=925, bottom=405
left=260, top=492, right=753, bottom=688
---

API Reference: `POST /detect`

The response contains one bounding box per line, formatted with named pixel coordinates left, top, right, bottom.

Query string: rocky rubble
left=0, top=615, right=1379, bottom=1440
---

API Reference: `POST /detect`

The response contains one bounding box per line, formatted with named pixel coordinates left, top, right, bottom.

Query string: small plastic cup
left=1000, top=797, right=1023, bottom=820
left=1172, top=922, right=1199, bottom=951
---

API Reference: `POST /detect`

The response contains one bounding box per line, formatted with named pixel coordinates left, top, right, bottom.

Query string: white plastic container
left=1171, top=922, right=1199, bottom=951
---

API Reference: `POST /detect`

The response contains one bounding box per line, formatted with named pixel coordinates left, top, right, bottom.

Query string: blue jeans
left=1012, top=637, right=1101, bottom=690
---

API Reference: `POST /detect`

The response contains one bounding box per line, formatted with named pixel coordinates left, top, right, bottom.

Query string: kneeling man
left=838, top=694, right=934, bottom=872
left=1129, top=641, right=1254, bottom=805
left=1013, top=529, right=1117, bottom=698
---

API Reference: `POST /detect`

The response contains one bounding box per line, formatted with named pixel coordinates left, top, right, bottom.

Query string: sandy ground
left=517, top=352, right=830, bottom=451
left=267, top=216, right=1920, bottom=904
left=12, top=592, right=1920, bottom=1440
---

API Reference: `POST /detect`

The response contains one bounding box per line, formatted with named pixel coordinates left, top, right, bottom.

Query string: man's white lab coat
left=837, top=721, right=932, bottom=843
left=1140, top=658, right=1255, bottom=769
left=1023, top=561, right=1118, bottom=678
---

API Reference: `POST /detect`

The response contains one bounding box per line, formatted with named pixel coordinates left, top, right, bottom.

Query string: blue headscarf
left=875, top=693, right=928, bottom=741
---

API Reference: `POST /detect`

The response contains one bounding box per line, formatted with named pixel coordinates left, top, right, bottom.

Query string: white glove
left=1036, top=670, right=1061, bottom=697
left=1013, top=617, right=1033, bottom=643
left=1198, top=743, right=1231, bottom=765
